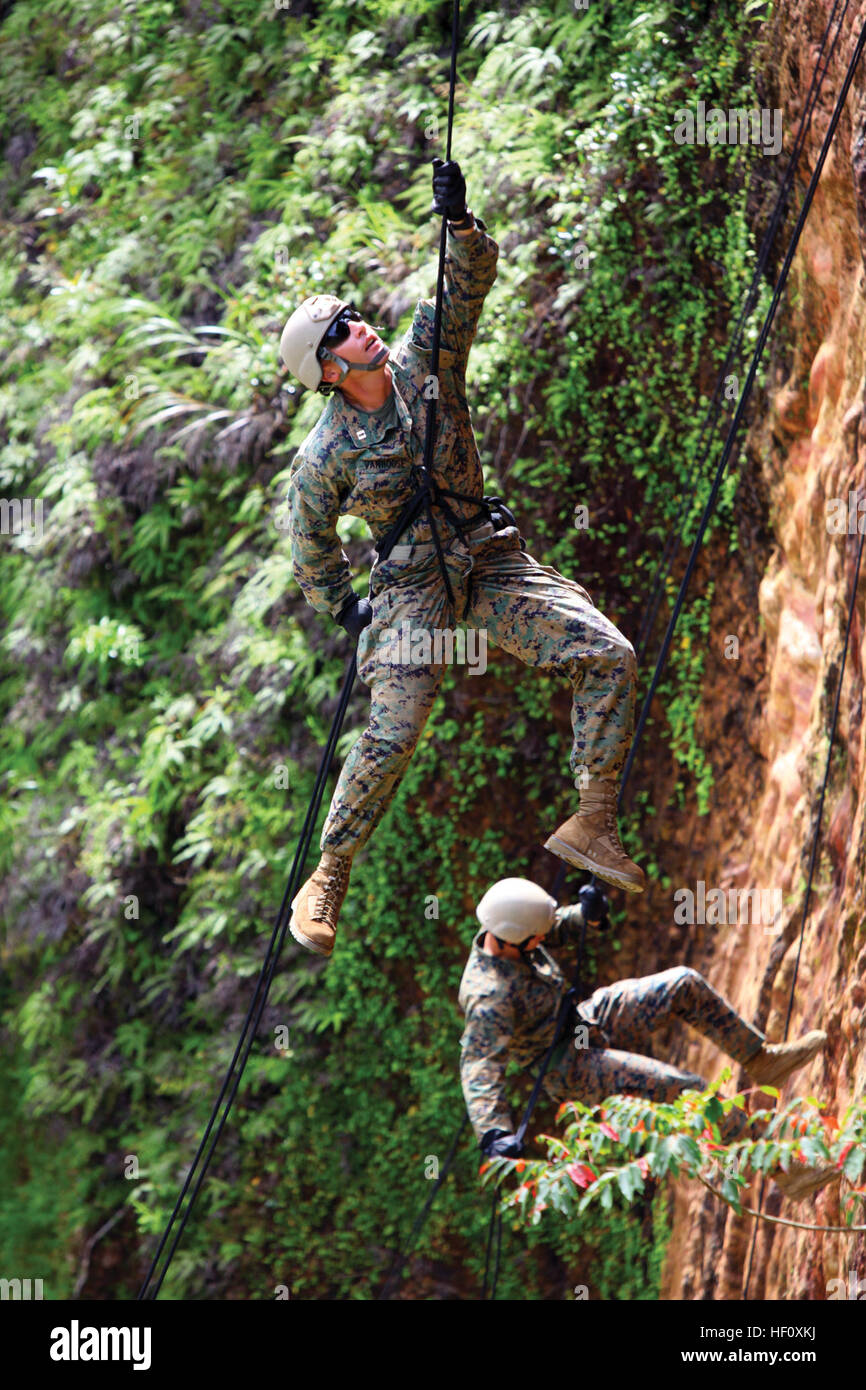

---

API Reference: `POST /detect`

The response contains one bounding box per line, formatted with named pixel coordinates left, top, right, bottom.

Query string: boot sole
left=289, top=916, right=334, bottom=958
left=543, top=834, right=645, bottom=894
left=746, top=1035, right=826, bottom=1088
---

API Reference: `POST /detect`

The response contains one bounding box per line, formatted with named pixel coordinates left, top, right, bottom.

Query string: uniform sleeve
left=544, top=903, right=586, bottom=951
left=410, top=216, right=499, bottom=371
left=287, top=451, right=356, bottom=618
left=459, top=996, right=516, bottom=1143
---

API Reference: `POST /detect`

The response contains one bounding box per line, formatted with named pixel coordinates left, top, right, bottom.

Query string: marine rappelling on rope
left=279, top=154, right=646, bottom=960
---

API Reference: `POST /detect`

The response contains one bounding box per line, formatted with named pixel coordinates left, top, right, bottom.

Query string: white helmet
left=279, top=294, right=347, bottom=393
left=279, top=294, right=389, bottom=394
left=476, top=878, right=557, bottom=944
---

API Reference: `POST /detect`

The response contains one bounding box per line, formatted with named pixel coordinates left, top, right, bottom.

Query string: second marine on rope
left=460, top=878, right=837, bottom=1204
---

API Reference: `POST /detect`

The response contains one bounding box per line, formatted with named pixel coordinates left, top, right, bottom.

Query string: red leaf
left=837, top=1141, right=855, bottom=1170
left=515, top=1160, right=525, bottom=1174
left=566, top=1163, right=597, bottom=1189
left=638, top=1157, right=650, bottom=1180
left=600, top=1122, right=620, bottom=1143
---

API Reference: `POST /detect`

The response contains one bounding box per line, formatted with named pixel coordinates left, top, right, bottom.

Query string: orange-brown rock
left=659, top=0, right=866, bottom=1300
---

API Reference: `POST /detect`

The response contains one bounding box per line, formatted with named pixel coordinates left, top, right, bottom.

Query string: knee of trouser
left=660, top=965, right=700, bottom=993
left=367, top=721, right=426, bottom=761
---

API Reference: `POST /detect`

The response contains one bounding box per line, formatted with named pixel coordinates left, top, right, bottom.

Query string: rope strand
left=634, top=0, right=850, bottom=668
left=620, top=10, right=866, bottom=811
left=137, top=0, right=466, bottom=1300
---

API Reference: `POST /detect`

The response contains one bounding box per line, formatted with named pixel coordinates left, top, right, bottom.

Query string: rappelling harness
left=374, top=463, right=521, bottom=616
left=360, top=335, right=522, bottom=615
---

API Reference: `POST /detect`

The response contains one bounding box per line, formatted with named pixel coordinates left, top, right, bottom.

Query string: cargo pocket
left=356, top=585, right=395, bottom=684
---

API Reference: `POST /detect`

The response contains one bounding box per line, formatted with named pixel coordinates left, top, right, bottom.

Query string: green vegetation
left=486, top=1083, right=866, bottom=1220
left=1, top=0, right=773, bottom=1298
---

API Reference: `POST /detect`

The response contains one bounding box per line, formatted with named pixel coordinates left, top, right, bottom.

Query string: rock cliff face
left=658, top=1, right=866, bottom=1300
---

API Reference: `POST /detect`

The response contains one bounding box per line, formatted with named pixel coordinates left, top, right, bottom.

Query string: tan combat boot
left=772, top=1164, right=841, bottom=1203
left=544, top=780, right=646, bottom=894
left=745, top=1030, right=827, bottom=1087
left=289, top=852, right=351, bottom=958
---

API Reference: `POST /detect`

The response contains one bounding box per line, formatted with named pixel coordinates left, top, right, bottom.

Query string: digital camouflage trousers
left=320, top=524, right=637, bottom=857
left=546, top=966, right=766, bottom=1113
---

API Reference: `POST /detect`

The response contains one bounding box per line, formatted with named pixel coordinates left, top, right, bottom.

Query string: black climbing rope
left=486, top=3, right=866, bottom=1300
left=417, top=0, right=479, bottom=615
left=634, top=0, right=851, bottom=669
left=619, top=10, right=866, bottom=813
left=481, top=1190, right=503, bottom=1299
left=137, top=0, right=466, bottom=1302
left=481, top=906, right=588, bottom=1298
left=781, top=524, right=866, bottom=1043
left=376, top=1113, right=470, bottom=1299
left=137, top=651, right=357, bottom=1299
left=742, top=488, right=866, bottom=1299
left=514, top=911, right=588, bottom=1149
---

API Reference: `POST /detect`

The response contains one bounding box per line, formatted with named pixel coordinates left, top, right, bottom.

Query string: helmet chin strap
left=320, top=344, right=390, bottom=386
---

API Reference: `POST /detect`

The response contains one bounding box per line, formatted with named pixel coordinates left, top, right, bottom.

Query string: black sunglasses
left=318, top=304, right=363, bottom=356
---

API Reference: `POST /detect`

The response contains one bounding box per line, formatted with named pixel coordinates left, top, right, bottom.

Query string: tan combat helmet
left=476, top=878, right=558, bottom=944
left=279, top=293, right=389, bottom=394
left=279, top=294, right=347, bottom=393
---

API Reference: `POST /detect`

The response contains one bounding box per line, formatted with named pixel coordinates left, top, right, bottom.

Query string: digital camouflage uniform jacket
left=458, top=905, right=588, bottom=1142
left=287, top=217, right=499, bottom=618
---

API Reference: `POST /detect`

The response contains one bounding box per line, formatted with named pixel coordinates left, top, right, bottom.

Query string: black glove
left=484, top=496, right=519, bottom=532
left=480, top=1129, right=524, bottom=1159
left=577, top=882, right=611, bottom=931
left=336, top=595, right=373, bottom=641
left=431, top=157, right=467, bottom=221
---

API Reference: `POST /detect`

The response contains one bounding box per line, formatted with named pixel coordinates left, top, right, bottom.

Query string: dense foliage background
left=0, top=0, right=774, bottom=1298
